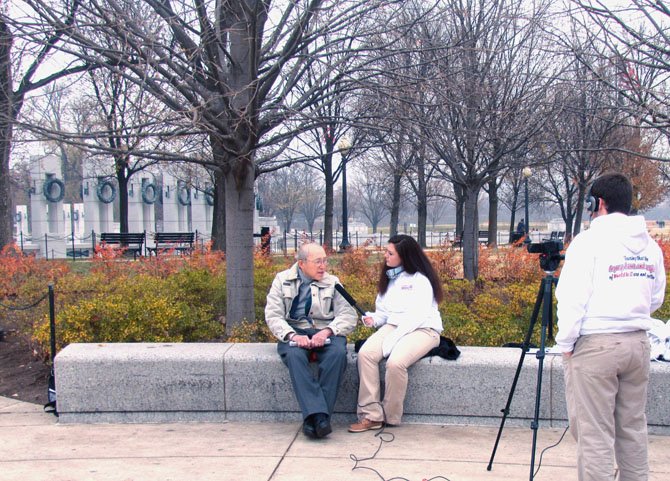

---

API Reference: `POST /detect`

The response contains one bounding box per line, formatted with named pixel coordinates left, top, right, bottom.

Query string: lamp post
left=337, top=138, right=352, bottom=251
left=523, top=166, right=532, bottom=244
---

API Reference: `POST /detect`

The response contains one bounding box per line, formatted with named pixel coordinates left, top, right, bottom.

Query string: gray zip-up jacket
left=264, top=263, right=357, bottom=342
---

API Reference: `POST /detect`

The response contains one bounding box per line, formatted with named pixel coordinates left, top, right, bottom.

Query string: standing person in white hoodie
left=556, top=172, right=666, bottom=481
left=348, top=234, right=444, bottom=432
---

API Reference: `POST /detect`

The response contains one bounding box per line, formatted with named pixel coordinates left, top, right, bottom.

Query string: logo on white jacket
left=608, top=255, right=656, bottom=281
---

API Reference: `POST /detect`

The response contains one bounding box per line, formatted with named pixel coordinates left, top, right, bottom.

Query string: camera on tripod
left=527, top=240, right=564, bottom=272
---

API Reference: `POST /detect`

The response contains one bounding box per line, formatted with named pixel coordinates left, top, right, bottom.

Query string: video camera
left=527, top=240, right=564, bottom=272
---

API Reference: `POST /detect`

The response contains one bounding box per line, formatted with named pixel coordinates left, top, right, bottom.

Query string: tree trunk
left=462, top=185, right=480, bottom=280
left=565, top=216, right=574, bottom=241
left=454, top=183, right=465, bottom=236
left=573, top=186, right=587, bottom=237
left=389, top=172, right=402, bottom=237
left=417, top=181, right=427, bottom=248
left=224, top=155, right=256, bottom=331
left=116, top=166, right=129, bottom=234
left=416, top=158, right=427, bottom=247
left=322, top=153, right=334, bottom=250
left=509, top=190, right=518, bottom=239
left=210, top=168, right=226, bottom=251
left=487, top=178, right=498, bottom=246
left=208, top=136, right=227, bottom=251
left=0, top=20, right=13, bottom=249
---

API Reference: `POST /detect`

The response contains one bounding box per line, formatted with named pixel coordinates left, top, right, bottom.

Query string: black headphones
left=585, top=188, right=599, bottom=213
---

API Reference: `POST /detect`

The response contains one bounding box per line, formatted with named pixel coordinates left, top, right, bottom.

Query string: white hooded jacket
left=555, top=213, right=666, bottom=353
left=366, top=271, right=443, bottom=357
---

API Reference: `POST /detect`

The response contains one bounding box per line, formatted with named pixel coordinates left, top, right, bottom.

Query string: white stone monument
left=29, top=154, right=66, bottom=258
left=82, top=160, right=116, bottom=238
left=190, top=185, right=212, bottom=239
left=14, top=205, right=29, bottom=244
left=128, top=175, right=157, bottom=235
left=63, top=203, right=85, bottom=241
left=161, top=173, right=190, bottom=232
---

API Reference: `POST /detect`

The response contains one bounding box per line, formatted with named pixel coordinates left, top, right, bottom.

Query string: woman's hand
left=361, top=316, right=374, bottom=327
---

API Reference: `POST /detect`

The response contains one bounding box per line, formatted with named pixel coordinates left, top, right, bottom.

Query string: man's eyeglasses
left=305, top=257, right=328, bottom=266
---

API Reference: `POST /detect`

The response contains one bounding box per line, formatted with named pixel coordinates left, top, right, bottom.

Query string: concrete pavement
left=2, top=396, right=670, bottom=481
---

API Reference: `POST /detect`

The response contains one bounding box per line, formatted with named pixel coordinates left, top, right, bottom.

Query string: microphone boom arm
left=334, top=284, right=366, bottom=317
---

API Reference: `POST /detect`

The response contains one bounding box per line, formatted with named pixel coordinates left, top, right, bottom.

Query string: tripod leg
left=528, top=276, right=555, bottom=480
left=487, top=279, right=544, bottom=471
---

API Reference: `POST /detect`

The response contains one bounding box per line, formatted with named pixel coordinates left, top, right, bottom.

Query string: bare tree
left=603, top=129, right=670, bottom=213
left=571, top=0, right=670, bottom=141
left=426, top=179, right=452, bottom=230
left=497, top=164, right=526, bottom=239
left=23, top=0, right=404, bottom=328
left=85, top=68, right=172, bottom=233
left=299, top=179, right=325, bottom=235
left=272, top=34, right=357, bottom=250
left=356, top=1, right=449, bottom=244
left=0, top=3, right=90, bottom=248
left=358, top=126, right=412, bottom=237
left=424, top=0, right=559, bottom=279
left=541, top=47, right=628, bottom=238
left=350, top=162, right=389, bottom=233
left=260, top=165, right=314, bottom=234
left=23, top=83, right=85, bottom=203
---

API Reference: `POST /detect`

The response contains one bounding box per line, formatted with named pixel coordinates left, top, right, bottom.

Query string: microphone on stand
left=334, top=283, right=366, bottom=317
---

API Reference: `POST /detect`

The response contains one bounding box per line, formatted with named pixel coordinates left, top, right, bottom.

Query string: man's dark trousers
left=277, top=328, right=347, bottom=419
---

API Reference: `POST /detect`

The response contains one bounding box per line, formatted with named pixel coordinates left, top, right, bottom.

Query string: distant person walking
left=516, top=218, right=525, bottom=234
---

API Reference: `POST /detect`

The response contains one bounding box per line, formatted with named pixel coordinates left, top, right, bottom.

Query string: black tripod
left=487, top=267, right=559, bottom=480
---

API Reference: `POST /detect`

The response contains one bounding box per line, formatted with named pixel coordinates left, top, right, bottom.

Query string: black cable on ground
left=533, top=425, right=570, bottom=478
left=349, top=402, right=453, bottom=481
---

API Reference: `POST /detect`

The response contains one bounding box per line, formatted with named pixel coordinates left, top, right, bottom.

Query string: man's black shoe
left=303, top=418, right=317, bottom=438
left=313, top=413, right=332, bottom=438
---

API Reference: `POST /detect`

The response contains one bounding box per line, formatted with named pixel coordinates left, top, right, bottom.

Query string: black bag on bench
left=354, top=335, right=461, bottom=360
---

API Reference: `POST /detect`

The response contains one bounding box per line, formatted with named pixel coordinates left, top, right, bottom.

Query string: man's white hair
left=296, top=242, right=321, bottom=261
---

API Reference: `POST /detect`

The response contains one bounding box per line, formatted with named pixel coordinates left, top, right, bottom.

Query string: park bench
left=543, top=231, right=565, bottom=242
left=147, top=232, right=195, bottom=256
left=452, top=230, right=490, bottom=249
left=66, top=248, right=90, bottom=259
left=99, top=232, right=146, bottom=259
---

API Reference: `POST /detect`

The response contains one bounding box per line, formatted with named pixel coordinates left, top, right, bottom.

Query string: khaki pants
left=564, top=331, right=650, bottom=481
left=356, top=324, right=439, bottom=425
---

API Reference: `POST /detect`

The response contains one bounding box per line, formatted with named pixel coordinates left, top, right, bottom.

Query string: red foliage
left=478, top=245, right=543, bottom=282
left=0, top=244, right=69, bottom=298
left=657, top=239, right=670, bottom=271
left=427, top=241, right=462, bottom=280
left=335, top=239, right=379, bottom=280
left=90, top=242, right=227, bottom=279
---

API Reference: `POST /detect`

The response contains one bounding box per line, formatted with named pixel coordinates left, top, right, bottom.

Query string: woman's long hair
left=377, top=234, right=444, bottom=304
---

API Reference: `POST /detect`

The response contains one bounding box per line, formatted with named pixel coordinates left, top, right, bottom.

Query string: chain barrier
left=0, top=292, right=49, bottom=311
left=0, top=285, right=57, bottom=416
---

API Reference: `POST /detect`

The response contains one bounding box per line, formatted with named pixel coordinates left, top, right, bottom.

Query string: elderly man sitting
left=265, top=243, right=357, bottom=438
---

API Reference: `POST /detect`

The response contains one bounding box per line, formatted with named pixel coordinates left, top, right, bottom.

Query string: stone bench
left=54, top=343, right=670, bottom=434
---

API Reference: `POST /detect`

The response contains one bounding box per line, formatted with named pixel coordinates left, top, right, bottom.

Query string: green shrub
left=33, top=272, right=223, bottom=355
left=226, top=318, right=275, bottom=343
